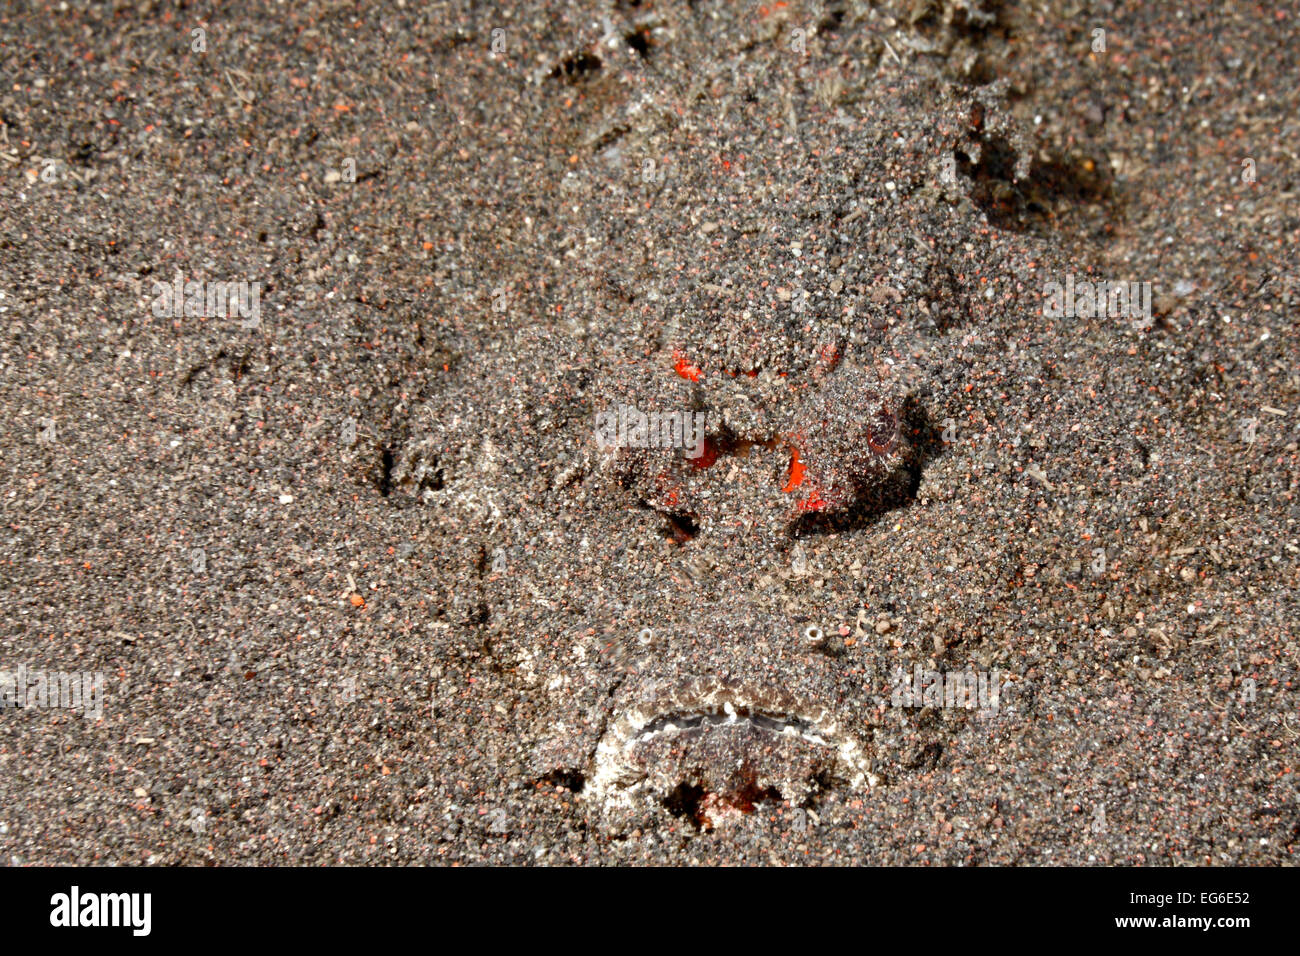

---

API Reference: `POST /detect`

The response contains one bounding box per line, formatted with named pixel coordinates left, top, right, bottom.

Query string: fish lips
left=589, top=662, right=878, bottom=814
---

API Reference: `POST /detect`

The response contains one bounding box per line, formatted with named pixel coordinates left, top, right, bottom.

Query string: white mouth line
left=635, top=704, right=831, bottom=747
left=587, top=682, right=877, bottom=803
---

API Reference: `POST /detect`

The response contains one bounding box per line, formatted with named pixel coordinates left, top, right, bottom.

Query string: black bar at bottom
left=0, top=866, right=1276, bottom=943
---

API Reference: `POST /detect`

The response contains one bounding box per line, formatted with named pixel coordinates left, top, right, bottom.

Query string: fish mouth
left=588, top=679, right=877, bottom=817
left=636, top=706, right=828, bottom=745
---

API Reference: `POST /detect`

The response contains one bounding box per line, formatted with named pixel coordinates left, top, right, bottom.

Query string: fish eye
left=866, top=407, right=899, bottom=454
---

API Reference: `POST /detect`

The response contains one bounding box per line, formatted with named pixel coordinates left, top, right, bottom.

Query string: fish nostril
left=660, top=509, right=698, bottom=542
